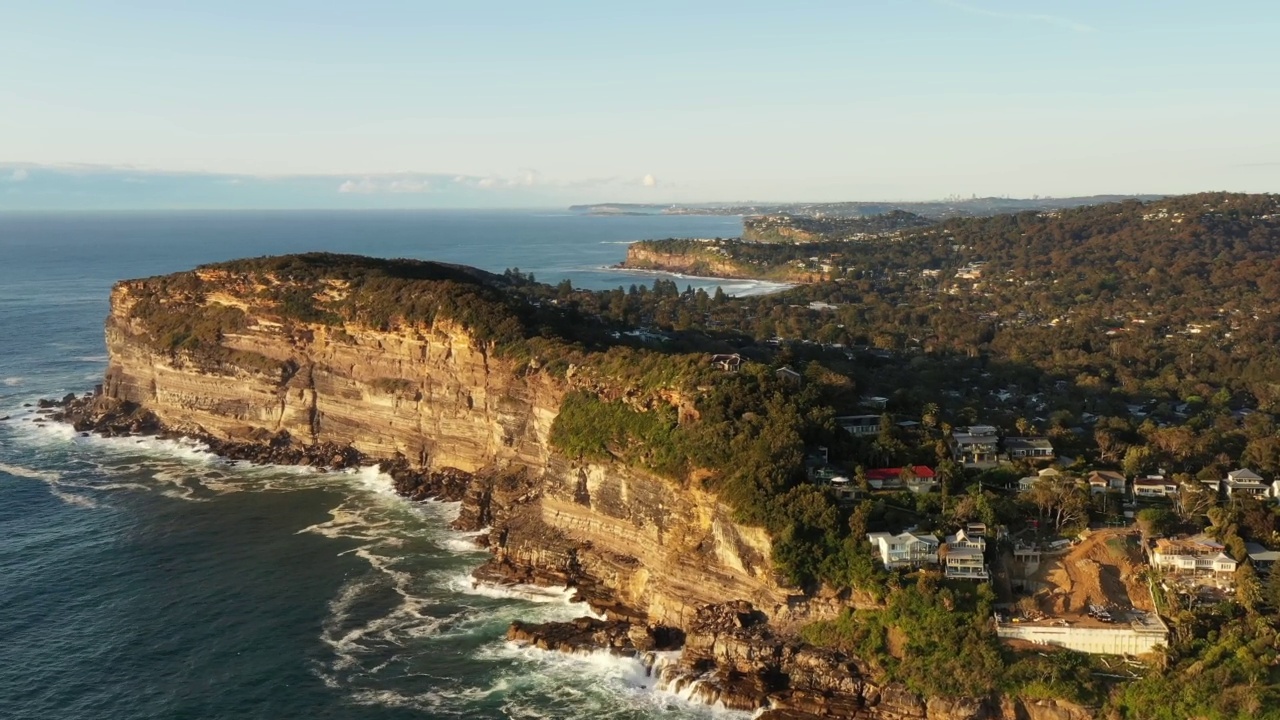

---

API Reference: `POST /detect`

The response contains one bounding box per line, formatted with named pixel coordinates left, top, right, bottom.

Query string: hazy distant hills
left=570, top=195, right=1166, bottom=220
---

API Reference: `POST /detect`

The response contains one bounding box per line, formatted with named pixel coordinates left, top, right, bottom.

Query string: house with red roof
left=866, top=466, right=937, bottom=493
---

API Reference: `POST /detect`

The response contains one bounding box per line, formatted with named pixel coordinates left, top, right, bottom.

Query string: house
left=1087, top=470, right=1126, bottom=495
left=951, top=426, right=1001, bottom=468
left=1133, top=475, right=1179, bottom=499
left=776, top=366, right=802, bottom=386
left=829, top=476, right=858, bottom=500
left=837, top=414, right=882, bottom=437
left=1200, top=476, right=1224, bottom=494
left=943, top=530, right=988, bottom=580
left=1019, top=467, right=1062, bottom=492
left=1005, top=436, right=1055, bottom=462
left=861, top=396, right=889, bottom=410
left=1151, top=535, right=1239, bottom=576
left=1246, top=543, right=1280, bottom=574
left=1224, top=469, right=1269, bottom=497
left=865, top=466, right=936, bottom=492
left=867, top=531, right=939, bottom=568
left=710, top=353, right=742, bottom=372
left=947, top=528, right=986, bottom=551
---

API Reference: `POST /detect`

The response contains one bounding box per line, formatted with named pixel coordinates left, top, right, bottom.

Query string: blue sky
left=2, top=0, right=1278, bottom=209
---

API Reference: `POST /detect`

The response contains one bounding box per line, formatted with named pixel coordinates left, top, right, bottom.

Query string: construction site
left=996, top=528, right=1167, bottom=655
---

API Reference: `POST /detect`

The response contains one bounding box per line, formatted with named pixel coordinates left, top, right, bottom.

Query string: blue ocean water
left=0, top=211, right=764, bottom=720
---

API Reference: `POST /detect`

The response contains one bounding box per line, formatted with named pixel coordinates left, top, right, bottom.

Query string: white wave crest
left=47, top=487, right=100, bottom=508
left=0, top=461, right=60, bottom=482
left=603, top=266, right=794, bottom=297
left=2, top=376, right=23, bottom=387
left=477, top=642, right=754, bottom=719
left=0, top=462, right=102, bottom=509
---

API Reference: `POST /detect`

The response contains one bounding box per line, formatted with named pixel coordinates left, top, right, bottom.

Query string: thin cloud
left=7, top=168, right=28, bottom=182
left=932, top=0, right=1096, bottom=33
left=388, top=178, right=431, bottom=193
left=338, top=177, right=377, bottom=194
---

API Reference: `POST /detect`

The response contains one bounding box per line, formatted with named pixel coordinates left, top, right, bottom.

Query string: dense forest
left=131, top=194, right=1280, bottom=717
left=742, top=210, right=933, bottom=242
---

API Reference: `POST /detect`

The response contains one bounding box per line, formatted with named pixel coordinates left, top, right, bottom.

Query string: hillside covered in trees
left=126, top=195, right=1280, bottom=716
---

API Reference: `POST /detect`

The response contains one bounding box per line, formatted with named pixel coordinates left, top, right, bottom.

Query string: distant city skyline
left=2, top=1, right=1278, bottom=209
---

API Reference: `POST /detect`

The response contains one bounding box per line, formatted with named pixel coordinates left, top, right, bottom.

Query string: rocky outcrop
left=620, top=242, right=824, bottom=283
left=94, top=267, right=797, bottom=630
left=505, top=604, right=1096, bottom=720
left=621, top=244, right=757, bottom=279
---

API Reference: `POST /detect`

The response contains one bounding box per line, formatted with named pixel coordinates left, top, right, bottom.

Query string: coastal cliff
left=620, top=239, right=826, bottom=283
left=622, top=242, right=757, bottom=279
left=94, top=255, right=795, bottom=631
left=73, top=254, right=1096, bottom=719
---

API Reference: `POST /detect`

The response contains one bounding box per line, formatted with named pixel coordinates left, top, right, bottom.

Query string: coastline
left=26, top=391, right=1099, bottom=720
left=23, top=393, right=799, bottom=715
left=603, top=264, right=796, bottom=296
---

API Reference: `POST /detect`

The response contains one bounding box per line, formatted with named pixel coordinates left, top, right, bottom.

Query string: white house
left=1086, top=470, right=1126, bottom=495
left=951, top=426, right=1000, bottom=468
left=947, top=528, right=986, bottom=551
left=867, top=531, right=939, bottom=568
left=1225, top=469, right=1269, bottom=497
left=1133, top=475, right=1179, bottom=499
left=942, top=528, right=988, bottom=580
left=1019, top=467, right=1063, bottom=492
left=1005, top=436, right=1055, bottom=461
left=1151, top=535, right=1238, bottom=576
left=838, top=414, right=882, bottom=437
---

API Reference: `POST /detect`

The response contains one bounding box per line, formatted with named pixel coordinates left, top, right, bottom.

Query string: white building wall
left=996, top=625, right=1167, bottom=655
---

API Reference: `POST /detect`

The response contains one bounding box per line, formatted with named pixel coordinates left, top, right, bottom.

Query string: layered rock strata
left=69, top=262, right=1097, bottom=719
left=97, top=272, right=793, bottom=631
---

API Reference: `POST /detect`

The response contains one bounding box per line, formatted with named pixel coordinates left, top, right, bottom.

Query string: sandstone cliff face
left=101, top=276, right=792, bottom=629
left=621, top=244, right=823, bottom=284
left=622, top=245, right=755, bottom=279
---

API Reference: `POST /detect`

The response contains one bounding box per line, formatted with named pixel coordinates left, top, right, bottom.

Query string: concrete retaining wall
left=997, top=623, right=1167, bottom=655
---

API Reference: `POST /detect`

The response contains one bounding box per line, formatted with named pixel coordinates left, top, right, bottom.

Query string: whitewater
left=0, top=210, right=761, bottom=719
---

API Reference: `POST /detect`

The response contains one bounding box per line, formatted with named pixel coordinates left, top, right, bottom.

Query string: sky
left=2, top=0, right=1278, bottom=209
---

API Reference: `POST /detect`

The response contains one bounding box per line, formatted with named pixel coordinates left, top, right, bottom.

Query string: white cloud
left=388, top=179, right=430, bottom=193
left=338, top=177, right=378, bottom=194
left=334, top=170, right=651, bottom=196
left=932, top=0, right=1095, bottom=33
left=8, top=168, right=28, bottom=182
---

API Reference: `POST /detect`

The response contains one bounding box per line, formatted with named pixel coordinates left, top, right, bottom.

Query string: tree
left=855, top=465, right=870, bottom=494
left=1264, top=563, right=1280, bottom=609
left=1236, top=562, right=1263, bottom=615
left=921, top=402, right=940, bottom=430
left=1016, top=417, right=1032, bottom=436
left=1027, top=478, right=1090, bottom=533
left=899, top=465, right=918, bottom=486
left=1136, top=508, right=1174, bottom=537
left=847, top=500, right=873, bottom=541
left=1123, top=445, right=1153, bottom=477
left=1176, top=478, right=1216, bottom=521
left=1093, top=427, right=1120, bottom=463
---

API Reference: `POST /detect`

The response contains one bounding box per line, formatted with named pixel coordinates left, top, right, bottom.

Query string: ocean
left=0, top=211, right=773, bottom=720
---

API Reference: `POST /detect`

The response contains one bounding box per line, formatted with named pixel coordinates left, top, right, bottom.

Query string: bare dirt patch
left=1032, top=528, right=1153, bottom=618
